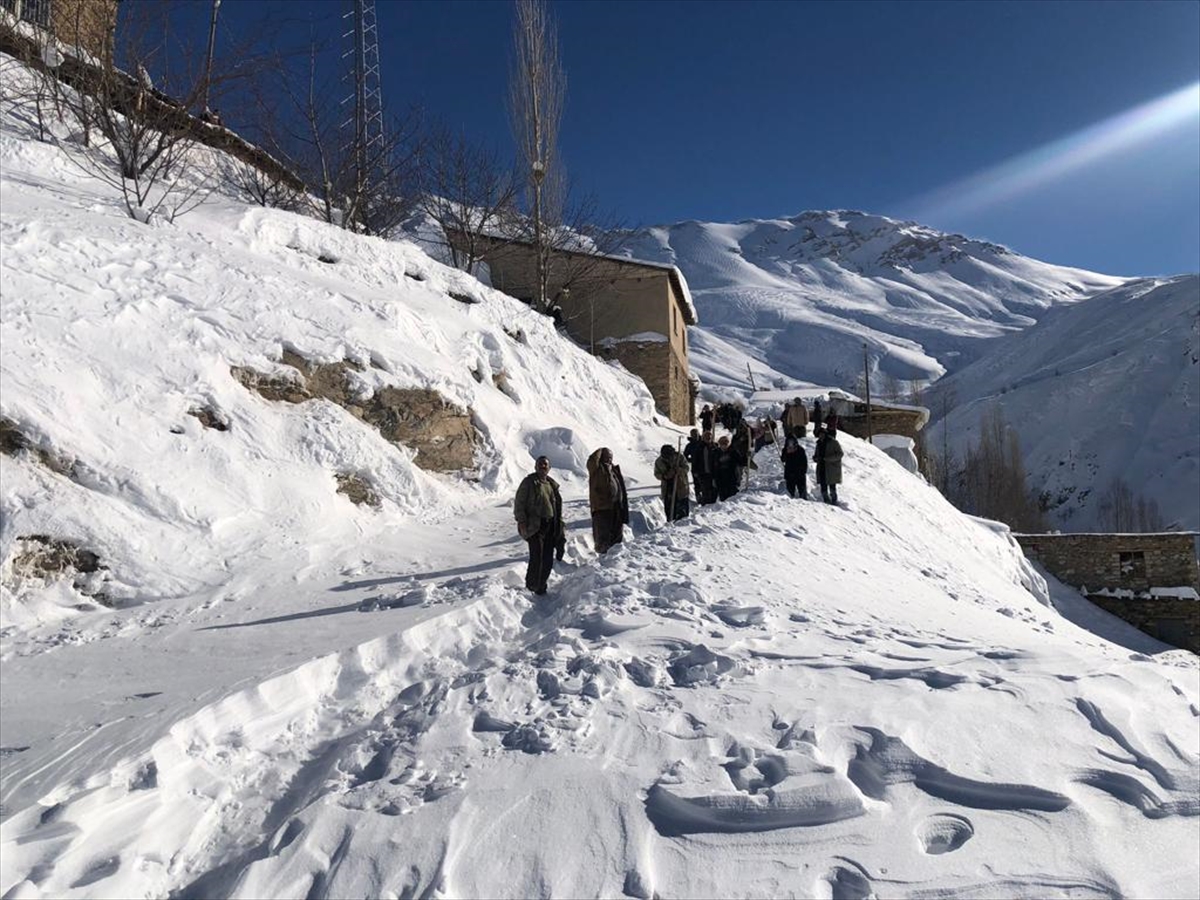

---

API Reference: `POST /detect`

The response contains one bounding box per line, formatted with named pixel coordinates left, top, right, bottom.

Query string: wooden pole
left=746, top=362, right=757, bottom=392
left=863, top=343, right=874, bottom=443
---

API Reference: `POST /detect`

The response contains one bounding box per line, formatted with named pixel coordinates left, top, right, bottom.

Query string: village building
left=1015, top=531, right=1200, bottom=653
left=1, top=0, right=117, bottom=59
left=824, top=391, right=929, bottom=441
left=453, top=233, right=698, bottom=425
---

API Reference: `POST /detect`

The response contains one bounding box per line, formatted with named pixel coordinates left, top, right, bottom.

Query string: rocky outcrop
left=335, top=472, right=380, bottom=508
left=0, top=416, right=79, bottom=479
left=232, top=351, right=480, bottom=473
left=188, top=406, right=230, bottom=431
left=4, top=535, right=111, bottom=606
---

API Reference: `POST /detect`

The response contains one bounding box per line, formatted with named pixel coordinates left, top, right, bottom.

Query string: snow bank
left=0, top=81, right=668, bottom=628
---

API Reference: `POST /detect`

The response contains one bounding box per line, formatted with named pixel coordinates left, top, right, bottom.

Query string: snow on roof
left=597, top=331, right=668, bottom=346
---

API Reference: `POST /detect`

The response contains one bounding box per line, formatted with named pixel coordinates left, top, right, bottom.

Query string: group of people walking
left=514, top=396, right=847, bottom=595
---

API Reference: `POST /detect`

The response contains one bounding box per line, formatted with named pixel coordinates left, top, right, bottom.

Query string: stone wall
left=1014, top=533, right=1200, bottom=593
left=51, top=0, right=117, bottom=58
left=836, top=408, right=928, bottom=441
left=1085, top=595, right=1200, bottom=654
left=599, top=341, right=669, bottom=421
left=1015, top=532, right=1200, bottom=654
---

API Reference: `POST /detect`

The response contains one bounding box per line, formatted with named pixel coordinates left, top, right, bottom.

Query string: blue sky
left=209, top=0, right=1199, bottom=277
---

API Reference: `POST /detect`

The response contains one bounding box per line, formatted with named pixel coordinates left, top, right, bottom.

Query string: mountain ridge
left=616, top=209, right=1127, bottom=392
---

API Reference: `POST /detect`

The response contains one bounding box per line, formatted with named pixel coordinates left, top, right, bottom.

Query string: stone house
left=455, top=233, right=698, bottom=425
left=1, top=0, right=117, bottom=58
left=1014, top=532, right=1200, bottom=652
left=825, top=392, right=929, bottom=440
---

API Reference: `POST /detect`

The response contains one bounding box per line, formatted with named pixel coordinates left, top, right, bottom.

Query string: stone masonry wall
left=1015, top=532, right=1200, bottom=654
left=599, top=342, right=669, bottom=421
left=1014, top=533, right=1200, bottom=593
left=837, top=409, right=927, bottom=441
left=1085, top=595, right=1200, bottom=654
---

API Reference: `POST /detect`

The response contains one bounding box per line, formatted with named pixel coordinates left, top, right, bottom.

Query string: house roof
left=461, top=231, right=698, bottom=326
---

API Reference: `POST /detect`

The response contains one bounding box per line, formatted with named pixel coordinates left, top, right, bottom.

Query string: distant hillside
left=617, top=210, right=1124, bottom=391
left=928, top=275, right=1200, bottom=531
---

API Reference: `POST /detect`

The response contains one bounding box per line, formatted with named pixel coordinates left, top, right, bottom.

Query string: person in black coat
left=714, top=436, right=746, bottom=501
left=780, top=432, right=808, bottom=499
left=699, top=405, right=714, bottom=434
left=693, top=431, right=719, bottom=504
left=812, top=399, right=823, bottom=434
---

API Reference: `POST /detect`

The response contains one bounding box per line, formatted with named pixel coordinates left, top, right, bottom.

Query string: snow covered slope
left=618, top=211, right=1124, bottom=391
left=0, top=127, right=670, bottom=631
left=2, top=60, right=1198, bottom=900
left=3, top=434, right=1198, bottom=900
left=928, top=276, right=1200, bottom=531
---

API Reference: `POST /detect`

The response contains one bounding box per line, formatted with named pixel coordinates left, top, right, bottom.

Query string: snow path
left=3, top=442, right=1197, bottom=900
left=1, top=63, right=1197, bottom=898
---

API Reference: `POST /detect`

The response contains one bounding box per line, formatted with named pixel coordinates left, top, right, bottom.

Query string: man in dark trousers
left=780, top=431, right=808, bottom=499
left=699, top=405, right=714, bottom=435
left=586, top=447, right=628, bottom=554
left=692, top=431, right=719, bottom=504
left=815, top=427, right=844, bottom=504
left=514, top=456, right=564, bottom=594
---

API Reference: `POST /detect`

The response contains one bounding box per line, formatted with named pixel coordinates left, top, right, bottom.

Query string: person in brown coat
left=587, top=447, right=629, bottom=554
left=782, top=398, right=808, bottom=437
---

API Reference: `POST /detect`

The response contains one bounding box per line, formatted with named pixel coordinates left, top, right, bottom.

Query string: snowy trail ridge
left=3, top=445, right=1198, bottom=899
left=0, top=53, right=1198, bottom=900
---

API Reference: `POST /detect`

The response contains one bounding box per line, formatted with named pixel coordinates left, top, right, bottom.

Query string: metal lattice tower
left=343, top=0, right=384, bottom=211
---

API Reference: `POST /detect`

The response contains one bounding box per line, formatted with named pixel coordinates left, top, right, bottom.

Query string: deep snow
left=2, top=55, right=1198, bottom=900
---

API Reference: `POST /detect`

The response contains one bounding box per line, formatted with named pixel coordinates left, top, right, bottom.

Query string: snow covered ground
left=927, top=275, right=1200, bottom=531
left=2, top=57, right=1199, bottom=899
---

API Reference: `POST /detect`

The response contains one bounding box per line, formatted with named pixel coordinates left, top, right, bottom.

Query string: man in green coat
left=654, top=444, right=690, bottom=522
left=514, top=456, right=565, bottom=595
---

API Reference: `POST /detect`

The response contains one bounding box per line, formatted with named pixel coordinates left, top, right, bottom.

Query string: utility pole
left=202, top=0, right=221, bottom=114
left=863, top=342, right=874, bottom=443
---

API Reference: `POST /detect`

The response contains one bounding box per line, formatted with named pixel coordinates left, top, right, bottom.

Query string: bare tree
left=950, top=405, right=1045, bottom=531
left=218, top=154, right=303, bottom=210
left=1097, top=477, right=1166, bottom=532
left=0, top=33, right=68, bottom=143
left=263, top=42, right=419, bottom=236
left=45, top=3, right=214, bottom=222
left=508, top=0, right=565, bottom=313
left=418, top=124, right=519, bottom=274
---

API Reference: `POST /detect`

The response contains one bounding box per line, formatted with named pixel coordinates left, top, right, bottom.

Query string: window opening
left=1117, top=551, right=1146, bottom=581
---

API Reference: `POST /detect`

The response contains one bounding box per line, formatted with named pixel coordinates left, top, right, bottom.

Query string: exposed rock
left=230, top=365, right=309, bottom=404
left=5, top=535, right=112, bottom=606
left=232, top=352, right=480, bottom=473
left=449, top=290, right=480, bottom=305
left=0, top=416, right=31, bottom=455
left=335, top=472, right=380, bottom=508
left=0, top=416, right=79, bottom=478
left=364, top=387, right=477, bottom=472
left=187, top=406, right=230, bottom=431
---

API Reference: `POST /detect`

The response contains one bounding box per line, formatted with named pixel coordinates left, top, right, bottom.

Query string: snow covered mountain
left=2, top=56, right=1198, bottom=900
left=928, top=275, right=1200, bottom=531
left=617, top=211, right=1125, bottom=393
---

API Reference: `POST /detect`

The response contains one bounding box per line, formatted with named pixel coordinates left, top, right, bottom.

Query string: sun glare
left=905, top=81, right=1200, bottom=222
